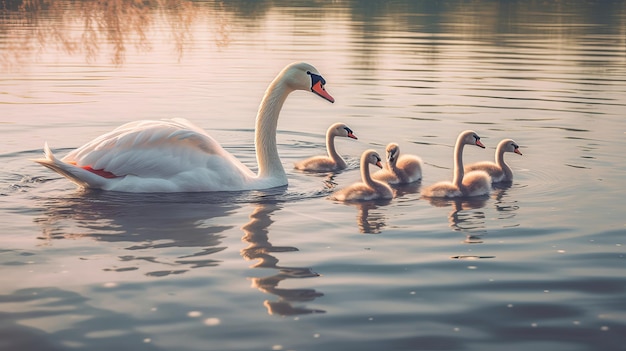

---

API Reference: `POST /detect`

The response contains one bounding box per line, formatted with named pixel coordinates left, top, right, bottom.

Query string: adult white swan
left=372, top=142, right=423, bottom=184
left=34, top=62, right=335, bottom=192
left=421, top=130, right=491, bottom=198
left=464, top=138, right=522, bottom=183
left=294, top=122, right=357, bottom=172
left=330, top=150, right=393, bottom=202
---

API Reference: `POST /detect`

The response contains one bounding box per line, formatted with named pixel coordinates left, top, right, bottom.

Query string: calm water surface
left=1, top=1, right=625, bottom=350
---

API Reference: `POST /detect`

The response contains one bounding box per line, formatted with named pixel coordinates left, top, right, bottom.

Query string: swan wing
left=465, top=161, right=503, bottom=182
left=331, top=183, right=375, bottom=201
left=372, top=169, right=399, bottom=184
left=294, top=156, right=339, bottom=172
left=462, top=170, right=492, bottom=196
left=422, top=181, right=462, bottom=198
left=396, top=155, right=423, bottom=183
left=62, top=119, right=254, bottom=186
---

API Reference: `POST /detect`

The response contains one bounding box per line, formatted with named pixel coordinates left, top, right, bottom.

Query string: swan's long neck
left=362, top=159, right=374, bottom=187
left=255, top=77, right=291, bottom=180
left=495, top=141, right=513, bottom=180
left=452, top=137, right=466, bottom=189
left=326, top=131, right=346, bottom=169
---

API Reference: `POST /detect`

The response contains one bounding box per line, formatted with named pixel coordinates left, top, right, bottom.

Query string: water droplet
left=143, top=338, right=151, bottom=343
left=531, top=323, right=538, bottom=328
left=272, top=345, right=283, bottom=350
left=103, top=282, right=117, bottom=288
left=601, top=326, right=609, bottom=331
left=313, top=333, right=320, bottom=338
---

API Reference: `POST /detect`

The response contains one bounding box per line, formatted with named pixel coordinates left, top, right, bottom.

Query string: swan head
left=500, top=139, right=522, bottom=155
left=363, top=150, right=384, bottom=169
left=459, top=130, right=485, bottom=148
left=385, top=143, right=400, bottom=164
left=330, top=122, right=358, bottom=139
left=282, top=62, right=335, bottom=103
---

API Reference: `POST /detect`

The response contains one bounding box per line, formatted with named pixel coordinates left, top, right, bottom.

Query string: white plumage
left=34, top=62, right=335, bottom=192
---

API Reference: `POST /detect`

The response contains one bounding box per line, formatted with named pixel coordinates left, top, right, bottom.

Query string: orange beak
left=347, top=132, right=358, bottom=140
left=475, top=140, right=485, bottom=148
left=311, top=81, right=335, bottom=103
left=515, top=148, right=522, bottom=155
left=375, top=161, right=383, bottom=169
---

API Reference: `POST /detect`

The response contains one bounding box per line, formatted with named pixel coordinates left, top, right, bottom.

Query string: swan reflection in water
left=392, top=181, right=422, bottom=199
left=338, top=200, right=390, bottom=234
left=425, top=183, right=520, bottom=245
left=240, top=201, right=325, bottom=316
left=334, top=180, right=420, bottom=234
left=425, top=196, right=489, bottom=244
left=492, top=182, right=521, bottom=225
left=34, top=187, right=325, bottom=315
left=34, top=191, right=235, bottom=276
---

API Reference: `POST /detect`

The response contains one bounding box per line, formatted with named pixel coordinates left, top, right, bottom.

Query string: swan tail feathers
left=33, top=143, right=109, bottom=189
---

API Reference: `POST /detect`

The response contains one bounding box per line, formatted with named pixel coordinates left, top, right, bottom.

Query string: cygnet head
left=501, top=139, right=522, bottom=155
left=459, top=130, right=485, bottom=148
left=330, top=122, right=358, bottom=139
left=385, top=143, right=400, bottom=165
left=364, top=150, right=384, bottom=169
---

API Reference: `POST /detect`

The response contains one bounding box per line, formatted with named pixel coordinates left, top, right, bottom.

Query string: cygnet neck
left=496, top=140, right=513, bottom=180
left=326, top=128, right=346, bottom=169
left=452, top=137, right=467, bottom=189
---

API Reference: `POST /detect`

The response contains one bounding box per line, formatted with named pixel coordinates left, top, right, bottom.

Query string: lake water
left=1, top=1, right=625, bottom=350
